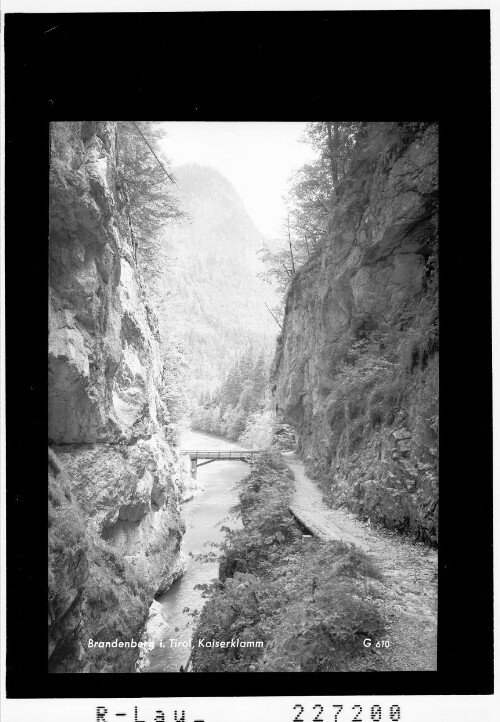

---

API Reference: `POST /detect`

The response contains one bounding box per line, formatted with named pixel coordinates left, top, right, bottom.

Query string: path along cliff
left=273, top=123, right=438, bottom=670
left=273, top=122, right=438, bottom=544
left=286, top=453, right=437, bottom=671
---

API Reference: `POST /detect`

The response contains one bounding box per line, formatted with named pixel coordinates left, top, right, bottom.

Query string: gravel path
left=284, top=452, right=438, bottom=672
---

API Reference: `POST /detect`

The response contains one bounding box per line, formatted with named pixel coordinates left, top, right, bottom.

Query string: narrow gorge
left=47, top=121, right=438, bottom=675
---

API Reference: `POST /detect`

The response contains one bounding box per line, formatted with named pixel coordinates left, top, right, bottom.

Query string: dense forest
left=191, top=346, right=274, bottom=446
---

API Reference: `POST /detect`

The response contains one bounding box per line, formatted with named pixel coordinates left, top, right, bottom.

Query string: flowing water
left=146, top=430, right=246, bottom=672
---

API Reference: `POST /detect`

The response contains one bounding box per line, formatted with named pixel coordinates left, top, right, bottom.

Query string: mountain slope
left=157, top=164, right=278, bottom=396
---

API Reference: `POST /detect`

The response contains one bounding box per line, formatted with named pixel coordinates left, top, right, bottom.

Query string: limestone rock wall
left=273, top=123, right=438, bottom=544
left=48, top=122, right=185, bottom=672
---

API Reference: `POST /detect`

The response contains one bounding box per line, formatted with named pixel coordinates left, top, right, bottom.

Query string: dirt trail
left=284, top=452, right=438, bottom=672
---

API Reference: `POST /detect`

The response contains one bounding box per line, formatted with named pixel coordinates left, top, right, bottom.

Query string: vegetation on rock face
left=317, top=260, right=439, bottom=543
left=191, top=455, right=385, bottom=672
left=258, top=122, right=364, bottom=298
left=115, top=121, right=190, bottom=443
left=48, top=121, right=187, bottom=672
left=48, top=463, right=149, bottom=673
left=115, top=121, right=183, bottom=280
left=270, top=122, right=439, bottom=545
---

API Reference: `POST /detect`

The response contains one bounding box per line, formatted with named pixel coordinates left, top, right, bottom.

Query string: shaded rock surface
left=48, top=122, right=186, bottom=672
left=273, top=123, right=438, bottom=544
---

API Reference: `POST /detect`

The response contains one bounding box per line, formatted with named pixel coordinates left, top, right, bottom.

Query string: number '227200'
left=293, top=703, right=402, bottom=722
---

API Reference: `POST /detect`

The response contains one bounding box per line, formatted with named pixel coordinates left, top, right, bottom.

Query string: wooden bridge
left=180, top=449, right=263, bottom=478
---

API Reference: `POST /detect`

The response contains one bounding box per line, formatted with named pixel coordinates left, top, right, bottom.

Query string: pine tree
left=191, top=346, right=271, bottom=440
left=252, top=352, right=268, bottom=403
left=116, top=121, right=183, bottom=280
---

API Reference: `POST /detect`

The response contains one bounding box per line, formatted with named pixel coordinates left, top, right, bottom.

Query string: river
left=146, top=430, right=246, bottom=673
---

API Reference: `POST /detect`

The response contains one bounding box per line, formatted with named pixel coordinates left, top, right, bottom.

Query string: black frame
left=4, top=9, right=492, bottom=699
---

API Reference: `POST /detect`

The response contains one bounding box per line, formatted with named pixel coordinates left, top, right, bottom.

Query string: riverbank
left=190, top=452, right=386, bottom=672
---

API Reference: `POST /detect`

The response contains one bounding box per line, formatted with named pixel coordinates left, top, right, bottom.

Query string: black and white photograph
left=47, top=120, right=439, bottom=674
left=2, top=7, right=494, bottom=716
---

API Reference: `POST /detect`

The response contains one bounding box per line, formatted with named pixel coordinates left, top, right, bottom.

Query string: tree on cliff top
left=116, top=121, right=183, bottom=280
left=258, top=122, right=365, bottom=294
left=116, top=122, right=189, bottom=438
left=288, top=122, right=363, bottom=243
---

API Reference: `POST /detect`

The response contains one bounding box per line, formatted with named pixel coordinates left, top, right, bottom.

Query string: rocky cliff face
left=274, top=123, right=438, bottom=544
left=48, top=122, right=185, bottom=672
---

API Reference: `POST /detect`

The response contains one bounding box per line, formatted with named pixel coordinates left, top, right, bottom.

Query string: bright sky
left=159, top=122, right=317, bottom=238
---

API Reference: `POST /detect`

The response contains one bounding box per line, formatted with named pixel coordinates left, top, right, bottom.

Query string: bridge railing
left=179, top=450, right=263, bottom=459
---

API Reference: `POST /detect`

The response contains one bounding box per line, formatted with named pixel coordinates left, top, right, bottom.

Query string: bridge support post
left=190, top=457, right=197, bottom=479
